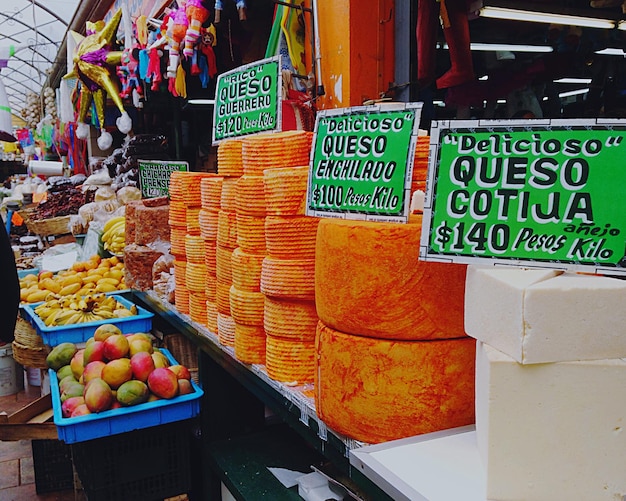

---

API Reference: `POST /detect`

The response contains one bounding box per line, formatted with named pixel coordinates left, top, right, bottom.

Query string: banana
left=102, top=216, right=126, bottom=235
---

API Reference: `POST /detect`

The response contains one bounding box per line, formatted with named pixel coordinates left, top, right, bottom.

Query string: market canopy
left=0, top=0, right=81, bottom=128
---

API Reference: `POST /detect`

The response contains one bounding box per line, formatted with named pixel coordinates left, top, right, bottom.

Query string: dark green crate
left=31, top=439, right=74, bottom=494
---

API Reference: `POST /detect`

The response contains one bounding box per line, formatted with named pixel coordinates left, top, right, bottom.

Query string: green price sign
left=306, top=103, right=422, bottom=223
left=212, top=56, right=281, bottom=143
left=420, top=119, right=626, bottom=274
left=138, top=159, right=189, bottom=198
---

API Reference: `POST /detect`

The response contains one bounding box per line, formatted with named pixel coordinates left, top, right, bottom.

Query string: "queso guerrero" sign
left=420, top=119, right=626, bottom=275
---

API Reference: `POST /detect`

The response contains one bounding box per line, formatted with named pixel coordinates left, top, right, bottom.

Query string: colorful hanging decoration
left=64, top=9, right=132, bottom=151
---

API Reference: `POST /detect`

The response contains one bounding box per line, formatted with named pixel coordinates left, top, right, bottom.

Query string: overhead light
left=618, top=20, right=626, bottom=30
left=187, top=99, right=215, bottom=105
left=437, top=41, right=553, bottom=53
left=559, top=88, right=589, bottom=98
left=595, top=48, right=626, bottom=56
left=553, top=77, right=593, bottom=84
left=479, top=6, right=617, bottom=30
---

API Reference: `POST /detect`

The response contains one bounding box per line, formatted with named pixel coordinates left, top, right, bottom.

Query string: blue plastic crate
left=21, top=294, right=154, bottom=346
left=17, top=268, right=40, bottom=279
left=50, top=349, right=203, bottom=444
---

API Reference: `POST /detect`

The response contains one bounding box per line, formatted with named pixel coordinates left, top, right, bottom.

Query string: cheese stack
left=185, top=235, right=208, bottom=325
left=314, top=215, right=474, bottom=444
left=169, top=171, right=190, bottom=313
left=466, top=266, right=626, bottom=501
left=169, top=171, right=217, bottom=315
left=200, top=175, right=224, bottom=333
left=214, top=140, right=245, bottom=346
left=412, top=135, right=429, bottom=193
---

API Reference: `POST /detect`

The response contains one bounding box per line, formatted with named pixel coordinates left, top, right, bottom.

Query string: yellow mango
left=98, top=277, right=120, bottom=286
left=41, top=278, right=62, bottom=294
left=60, top=274, right=83, bottom=287
left=27, top=289, right=50, bottom=303
left=39, top=271, right=54, bottom=280
left=105, top=269, right=124, bottom=281
left=82, top=274, right=103, bottom=284
left=59, top=283, right=82, bottom=296
left=95, top=282, right=117, bottom=293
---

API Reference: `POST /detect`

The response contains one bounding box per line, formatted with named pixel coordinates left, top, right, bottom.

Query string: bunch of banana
left=33, top=292, right=138, bottom=327
left=101, top=216, right=126, bottom=256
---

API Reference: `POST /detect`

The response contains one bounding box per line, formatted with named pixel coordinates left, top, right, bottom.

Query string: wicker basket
left=164, top=333, right=199, bottom=383
left=19, top=208, right=72, bottom=237
left=12, top=316, right=49, bottom=369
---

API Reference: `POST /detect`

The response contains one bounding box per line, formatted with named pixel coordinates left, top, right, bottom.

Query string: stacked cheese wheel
left=169, top=171, right=217, bottom=315
left=314, top=215, right=475, bottom=443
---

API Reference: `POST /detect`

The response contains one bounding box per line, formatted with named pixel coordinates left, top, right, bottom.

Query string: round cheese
left=315, top=321, right=476, bottom=444
left=185, top=262, right=207, bottom=293
left=234, top=324, right=266, bottom=365
left=236, top=214, right=267, bottom=254
left=216, top=277, right=232, bottom=315
left=186, top=207, right=201, bottom=236
left=168, top=200, right=187, bottom=226
left=217, top=210, right=238, bottom=249
left=263, top=166, right=308, bottom=216
left=205, top=272, right=217, bottom=301
left=242, top=130, right=312, bottom=176
left=229, top=285, right=265, bottom=326
left=217, top=139, right=244, bottom=177
left=235, top=175, right=266, bottom=216
left=185, top=235, right=206, bottom=264
left=206, top=300, right=218, bottom=333
left=315, top=215, right=467, bottom=340
left=189, top=292, right=208, bottom=325
left=204, top=240, right=217, bottom=276
left=220, top=177, right=239, bottom=213
left=264, top=297, right=318, bottom=340
left=231, top=247, right=264, bottom=292
left=265, top=216, right=319, bottom=259
left=201, top=176, right=224, bottom=210
left=266, top=334, right=315, bottom=384
left=261, top=256, right=315, bottom=300
left=169, top=224, right=187, bottom=258
left=216, top=245, right=233, bottom=282
left=217, top=312, right=235, bottom=347
left=199, top=208, right=219, bottom=241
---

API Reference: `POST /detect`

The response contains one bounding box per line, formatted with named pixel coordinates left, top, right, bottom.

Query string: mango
left=130, top=351, right=156, bottom=382
left=151, top=351, right=170, bottom=369
left=70, top=349, right=85, bottom=379
left=71, top=404, right=91, bottom=417
left=61, top=395, right=85, bottom=418
left=56, top=365, right=74, bottom=381
left=59, top=374, right=78, bottom=394
left=82, top=360, right=106, bottom=384
left=83, top=340, right=105, bottom=366
left=147, top=367, right=179, bottom=399
left=46, top=342, right=78, bottom=371
left=59, top=282, right=82, bottom=296
left=60, top=381, right=85, bottom=402
left=101, top=358, right=132, bottom=390
left=116, top=380, right=149, bottom=406
left=103, top=334, right=130, bottom=360
left=93, top=323, right=122, bottom=342
left=84, top=378, right=113, bottom=413
left=178, top=379, right=193, bottom=395
left=27, top=289, right=50, bottom=303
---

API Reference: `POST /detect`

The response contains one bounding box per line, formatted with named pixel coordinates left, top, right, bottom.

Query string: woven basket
left=12, top=316, right=48, bottom=369
left=19, top=208, right=71, bottom=237
left=164, top=333, right=199, bottom=383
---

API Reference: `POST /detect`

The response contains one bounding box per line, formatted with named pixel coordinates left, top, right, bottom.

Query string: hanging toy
left=165, top=3, right=189, bottom=79
left=183, top=0, right=211, bottom=59
left=214, top=0, right=247, bottom=23
left=64, top=9, right=132, bottom=150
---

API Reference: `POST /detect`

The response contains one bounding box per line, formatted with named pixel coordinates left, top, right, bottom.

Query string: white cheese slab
left=476, top=341, right=626, bottom=501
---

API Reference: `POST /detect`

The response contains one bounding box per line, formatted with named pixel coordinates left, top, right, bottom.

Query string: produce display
left=46, top=324, right=195, bottom=417
left=19, top=255, right=127, bottom=303
left=33, top=293, right=137, bottom=327
left=101, top=215, right=126, bottom=255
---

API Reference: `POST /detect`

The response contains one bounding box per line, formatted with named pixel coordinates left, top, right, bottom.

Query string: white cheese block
left=476, top=341, right=626, bottom=501
left=465, top=266, right=626, bottom=363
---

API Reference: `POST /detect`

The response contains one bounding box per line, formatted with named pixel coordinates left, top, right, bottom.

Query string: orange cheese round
left=236, top=214, right=267, bottom=254
left=186, top=207, right=201, bottom=236
left=229, top=285, right=264, bottom=326
left=266, top=334, right=315, bottom=384
left=199, top=208, right=219, bottom=241
left=220, top=177, right=239, bottom=213
left=185, top=235, right=206, bottom=264
left=315, top=215, right=467, bottom=340
left=204, top=240, right=217, bottom=276
left=263, top=297, right=318, bottom=340
left=189, top=292, right=208, bottom=325
left=216, top=245, right=234, bottom=283
left=201, top=176, right=224, bottom=210
left=185, top=262, right=207, bottom=293
left=231, top=247, right=264, bottom=292
left=206, top=300, right=218, bottom=333
left=217, top=312, right=235, bottom=347
left=261, top=256, right=315, bottom=300
left=315, top=321, right=476, bottom=444
left=235, top=175, right=266, bottom=216
left=217, top=210, right=238, bottom=249
left=234, top=324, right=266, bottom=365
left=263, top=166, right=308, bottom=216
left=216, top=277, right=232, bottom=315
left=169, top=224, right=187, bottom=258
left=265, top=216, right=319, bottom=259
left=217, top=139, right=243, bottom=177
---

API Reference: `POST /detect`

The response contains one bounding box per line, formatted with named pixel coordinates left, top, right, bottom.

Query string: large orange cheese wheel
left=185, top=235, right=206, bottom=264
left=189, top=292, right=208, bottom=324
left=264, top=297, right=318, bottom=340
left=216, top=277, right=232, bottom=315
left=315, top=321, right=476, bottom=444
left=217, top=312, right=235, bottom=347
left=217, top=139, right=243, bottom=177
left=206, top=300, right=218, bottom=333
left=231, top=247, right=264, bottom=292
left=242, top=130, right=312, bottom=176
left=185, top=262, right=207, bottom=293
left=235, top=175, right=266, bottom=216
left=182, top=172, right=216, bottom=206
left=204, top=240, right=217, bottom=276
left=217, top=210, right=238, bottom=249
left=169, top=224, right=187, bottom=258
left=216, top=245, right=234, bottom=282
left=265, top=216, right=319, bottom=259
left=263, top=166, right=308, bottom=215
left=266, top=334, right=315, bottom=384
left=168, top=200, right=187, bottom=226
left=205, top=272, right=217, bottom=301
left=236, top=214, right=267, bottom=254
left=199, top=209, right=219, bottom=241
left=261, top=256, right=315, bottom=300
left=315, top=215, right=467, bottom=340
left=220, top=177, right=239, bottom=213
left=229, top=285, right=264, bottom=326
left=234, top=323, right=266, bottom=365
left=201, top=176, right=224, bottom=210
left=186, top=207, right=201, bottom=236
